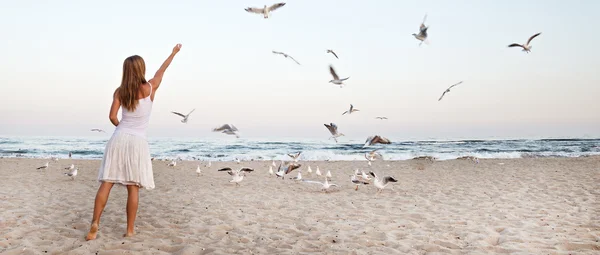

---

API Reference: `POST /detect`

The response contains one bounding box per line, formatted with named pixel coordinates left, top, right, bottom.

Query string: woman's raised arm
left=149, top=44, right=182, bottom=95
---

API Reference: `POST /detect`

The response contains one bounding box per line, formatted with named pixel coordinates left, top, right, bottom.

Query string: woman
left=86, top=44, right=182, bottom=241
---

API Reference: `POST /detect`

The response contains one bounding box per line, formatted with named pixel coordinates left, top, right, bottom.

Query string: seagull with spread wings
left=365, top=149, right=383, bottom=166
left=302, top=178, right=338, bottom=193
left=272, top=51, right=300, bottom=65
left=213, top=124, right=240, bottom=138
left=370, top=171, right=398, bottom=194
left=326, top=49, right=339, bottom=59
left=364, top=135, right=391, bottom=147
left=508, top=32, right=542, bottom=53
left=375, top=117, right=388, bottom=120
left=245, top=3, right=286, bottom=19
left=412, top=14, right=429, bottom=46
left=324, top=123, right=345, bottom=142
left=438, top=81, right=463, bottom=101
left=328, top=65, right=349, bottom=87
left=342, top=104, right=359, bottom=115
left=275, top=161, right=301, bottom=179
left=90, top=129, right=105, bottom=133
left=287, top=152, right=302, bottom=162
left=218, top=167, right=254, bottom=185
left=171, top=109, right=195, bottom=123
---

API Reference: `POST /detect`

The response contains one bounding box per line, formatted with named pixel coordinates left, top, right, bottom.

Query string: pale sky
left=0, top=0, right=598, bottom=140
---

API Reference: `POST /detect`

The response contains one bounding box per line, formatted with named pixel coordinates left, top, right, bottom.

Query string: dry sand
left=1, top=157, right=599, bottom=254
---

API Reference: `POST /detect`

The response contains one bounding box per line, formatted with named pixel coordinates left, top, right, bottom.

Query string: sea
left=1, top=136, right=599, bottom=161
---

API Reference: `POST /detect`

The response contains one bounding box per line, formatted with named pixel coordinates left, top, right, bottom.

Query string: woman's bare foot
left=85, top=223, right=99, bottom=241
left=123, top=231, right=135, bottom=238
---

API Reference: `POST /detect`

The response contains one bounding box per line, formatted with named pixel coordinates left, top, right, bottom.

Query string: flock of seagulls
left=35, top=160, right=78, bottom=180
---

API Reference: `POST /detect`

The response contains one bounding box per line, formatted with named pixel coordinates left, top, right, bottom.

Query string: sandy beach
left=1, top=157, right=599, bottom=254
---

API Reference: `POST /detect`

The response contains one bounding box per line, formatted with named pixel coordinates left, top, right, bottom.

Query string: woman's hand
left=172, top=44, right=182, bottom=55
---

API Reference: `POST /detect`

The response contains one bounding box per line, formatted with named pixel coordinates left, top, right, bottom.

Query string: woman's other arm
left=109, top=89, right=121, bottom=126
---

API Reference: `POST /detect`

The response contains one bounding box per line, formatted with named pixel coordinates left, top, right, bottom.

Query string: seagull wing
left=329, top=65, right=340, bottom=80
left=526, top=32, right=541, bottom=46
left=218, top=167, right=233, bottom=172
left=267, top=3, right=286, bottom=12
left=349, top=104, right=354, bottom=112
left=341, top=111, right=348, bottom=115
left=272, top=51, right=284, bottom=55
left=438, top=90, right=448, bottom=101
left=364, top=136, right=374, bottom=147
left=285, top=163, right=301, bottom=174
left=324, top=123, right=336, bottom=135
left=240, top=168, right=254, bottom=172
left=187, top=109, right=196, bottom=116
left=213, top=124, right=233, bottom=132
left=378, top=136, right=391, bottom=144
left=245, top=7, right=264, bottom=14
left=369, top=171, right=378, bottom=179
left=171, top=111, right=187, bottom=118
left=329, top=50, right=339, bottom=59
left=383, top=176, right=398, bottom=184
left=508, top=43, right=525, bottom=49
left=287, top=55, right=301, bottom=65
left=448, top=81, right=463, bottom=90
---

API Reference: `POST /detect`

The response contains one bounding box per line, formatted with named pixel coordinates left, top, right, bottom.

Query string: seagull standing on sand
left=65, top=168, right=78, bottom=180
left=287, top=152, right=302, bottom=162
left=37, top=162, right=49, bottom=170
left=213, top=124, right=240, bottom=138
left=315, top=166, right=322, bottom=177
left=307, top=166, right=313, bottom=175
left=171, top=109, right=195, bottom=123
left=370, top=171, right=398, bottom=194
left=90, top=129, right=105, bottom=133
left=324, top=123, right=345, bottom=143
left=342, top=104, right=359, bottom=115
left=438, top=81, right=463, bottom=101
left=272, top=51, right=300, bottom=65
left=271, top=160, right=277, bottom=167
left=508, top=32, right=542, bottom=53
left=326, top=170, right=332, bottom=180
left=290, top=170, right=302, bottom=181
left=364, top=135, right=391, bottom=147
left=168, top=161, right=176, bottom=167
left=268, top=166, right=274, bottom=176
left=365, top=150, right=383, bottom=166
left=245, top=3, right=286, bottom=19
left=219, top=167, right=254, bottom=186
left=328, top=65, right=349, bottom=87
left=302, top=178, right=338, bottom=193
left=351, top=174, right=369, bottom=191
left=196, top=165, right=202, bottom=176
left=326, top=49, right=339, bottom=59
left=412, top=14, right=429, bottom=46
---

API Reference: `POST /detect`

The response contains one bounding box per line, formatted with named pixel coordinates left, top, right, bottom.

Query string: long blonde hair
left=119, top=55, right=147, bottom=111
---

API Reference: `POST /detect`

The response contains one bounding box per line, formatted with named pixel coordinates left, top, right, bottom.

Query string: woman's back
left=115, top=83, right=153, bottom=138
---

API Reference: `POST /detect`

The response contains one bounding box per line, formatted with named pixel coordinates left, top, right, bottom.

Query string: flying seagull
left=342, top=104, right=359, bottom=115
left=364, top=135, right=391, bottom=147
left=245, top=3, right=286, bottom=19
left=326, top=49, right=339, bottom=59
left=302, top=178, right=338, bottom=193
left=438, top=81, right=463, bottom=101
left=272, top=51, right=300, bottom=65
left=328, top=65, right=349, bottom=87
left=218, top=167, right=254, bottom=186
left=275, top=161, right=301, bottom=179
left=171, top=109, right=195, bottom=124
left=412, top=14, right=429, bottom=46
left=324, top=123, right=345, bottom=142
left=375, top=117, right=388, bottom=120
left=370, top=171, right=398, bottom=194
left=508, top=32, right=541, bottom=53
left=365, top=149, right=383, bottom=166
left=65, top=168, right=78, bottom=180
left=37, top=162, right=49, bottom=170
left=90, top=129, right=105, bottom=133
left=213, top=124, right=240, bottom=138
left=287, top=152, right=302, bottom=162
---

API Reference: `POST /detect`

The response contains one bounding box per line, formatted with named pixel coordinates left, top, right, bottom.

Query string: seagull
left=37, top=162, right=49, bottom=170
left=315, top=166, right=322, bottom=177
left=206, top=160, right=212, bottom=168
left=90, top=129, right=105, bottom=133
left=351, top=174, right=369, bottom=191
left=196, top=165, right=202, bottom=176
left=360, top=170, right=372, bottom=181
left=287, top=152, right=302, bottom=162
left=326, top=170, right=332, bottom=180
left=307, top=166, right=313, bottom=175
left=364, top=135, right=391, bottom=147
left=342, top=104, right=359, bottom=115
left=65, top=164, right=75, bottom=171
left=168, top=161, right=176, bottom=167
left=365, top=149, right=383, bottom=166
left=324, top=123, right=345, bottom=142
left=375, top=117, right=388, bottom=120
left=271, top=160, right=277, bottom=167
left=302, top=178, right=338, bottom=193
left=268, top=166, right=274, bottom=176
left=412, top=14, right=429, bottom=46
left=290, top=170, right=302, bottom=181
left=370, top=171, right=398, bottom=194
left=272, top=51, right=300, bottom=65
left=219, top=167, right=254, bottom=186
left=245, top=2, right=286, bottom=19
left=171, top=109, right=195, bottom=124
left=326, top=49, right=339, bottom=59
left=275, top=162, right=301, bottom=179
left=508, top=32, right=542, bottom=53
left=235, top=158, right=241, bottom=164
left=328, top=65, right=349, bottom=87
left=65, top=168, right=78, bottom=180
left=438, top=81, right=463, bottom=101
left=213, top=124, right=240, bottom=138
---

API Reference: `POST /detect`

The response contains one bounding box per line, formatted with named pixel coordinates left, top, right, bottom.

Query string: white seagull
left=168, top=161, right=177, bottom=167
left=342, top=104, right=359, bottom=115
left=65, top=168, right=78, bottom=180
left=438, top=81, right=463, bottom=101
left=326, top=49, right=339, bottom=59
left=364, top=135, right=392, bottom=147
left=171, top=109, right=195, bottom=124
left=508, top=32, right=542, bottom=53
left=90, top=129, right=105, bottom=133
left=245, top=3, right=286, bottom=19
left=351, top=174, right=369, bottom=191
left=360, top=170, right=372, bottom=181
left=271, top=160, right=277, bottom=167
left=196, top=165, right=202, bottom=176
left=287, top=152, right=302, bottom=162
left=275, top=162, right=302, bottom=179
left=65, top=164, right=75, bottom=171
left=370, top=171, right=398, bottom=194
left=213, top=124, right=240, bottom=138
left=375, top=117, right=388, bottom=120
left=37, top=162, right=49, bottom=170
left=218, top=167, right=254, bottom=186
left=206, top=160, right=212, bottom=168
left=307, top=166, right=313, bottom=175
left=326, top=170, right=332, bottom=180
left=315, top=166, right=322, bottom=176
left=290, top=170, right=302, bottom=181
left=272, top=51, right=300, bottom=65
left=328, top=65, right=349, bottom=87
left=302, top=178, right=338, bottom=193
left=412, top=14, right=429, bottom=46
left=268, top=166, right=274, bottom=176
left=324, top=123, right=345, bottom=143
left=365, top=149, right=383, bottom=166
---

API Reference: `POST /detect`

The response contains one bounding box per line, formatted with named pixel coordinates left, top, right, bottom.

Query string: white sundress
left=98, top=83, right=155, bottom=189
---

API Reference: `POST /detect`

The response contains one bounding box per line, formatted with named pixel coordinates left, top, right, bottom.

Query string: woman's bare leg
left=86, top=182, right=114, bottom=241
left=124, top=185, right=139, bottom=237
